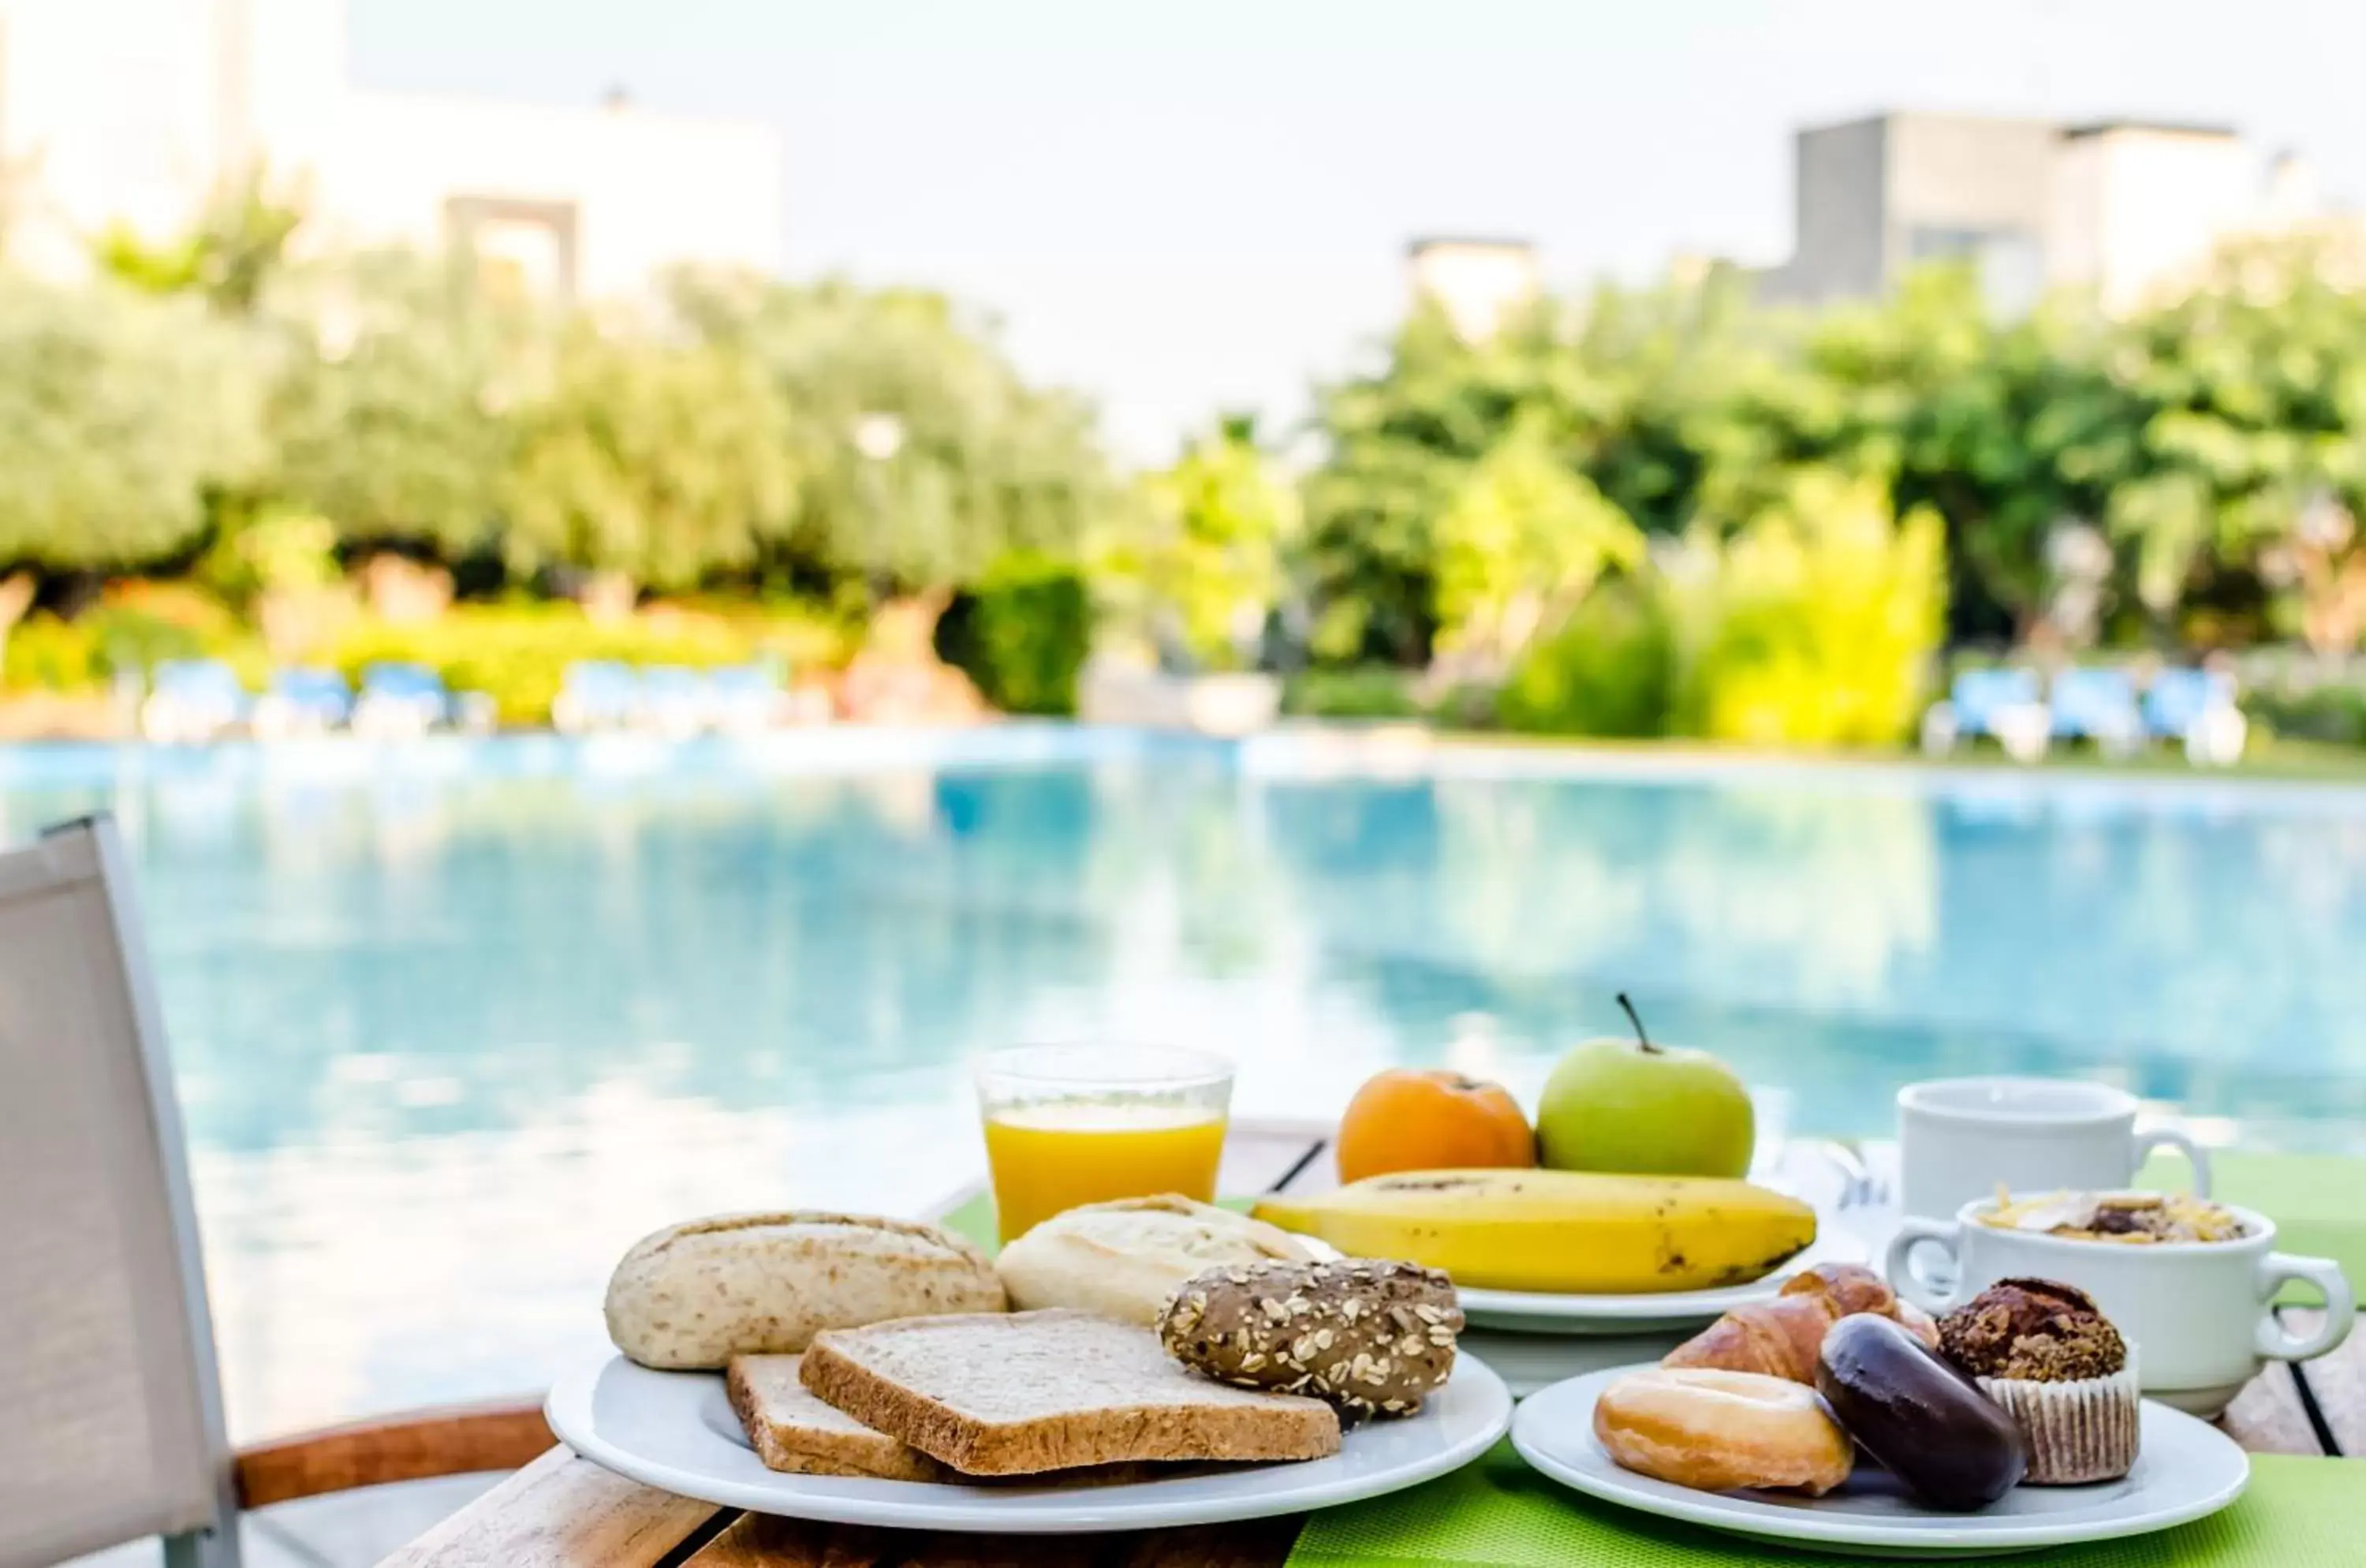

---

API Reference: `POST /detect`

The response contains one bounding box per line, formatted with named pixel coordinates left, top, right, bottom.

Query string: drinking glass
left=977, top=1044, right=1233, bottom=1244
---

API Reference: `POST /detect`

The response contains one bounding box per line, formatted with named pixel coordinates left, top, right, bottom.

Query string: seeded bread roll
left=1157, top=1258, right=1461, bottom=1419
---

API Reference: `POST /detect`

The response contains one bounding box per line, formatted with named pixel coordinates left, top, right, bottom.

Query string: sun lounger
left=2047, top=668, right=2143, bottom=757
left=637, top=665, right=713, bottom=740
left=251, top=667, right=353, bottom=739
left=2144, top=668, right=2247, bottom=766
left=708, top=663, right=790, bottom=734
left=351, top=662, right=452, bottom=740
left=138, top=660, right=249, bottom=744
left=552, top=660, right=642, bottom=734
left=1920, top=668, right=2049, bottom=762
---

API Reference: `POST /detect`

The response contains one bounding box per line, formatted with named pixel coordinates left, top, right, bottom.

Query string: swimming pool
left=6, top=729, right=2364, bottom=1435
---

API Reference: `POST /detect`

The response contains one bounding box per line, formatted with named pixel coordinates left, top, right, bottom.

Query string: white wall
left=2051, top=130, right=2256, bottom=312
left=329, top=92, right=782, bottom=297
left=0, top=0, right=219, bottom=273
left=1409, top=241, right=1538, bottom=342
left=0, top=0, right=782, bottom=295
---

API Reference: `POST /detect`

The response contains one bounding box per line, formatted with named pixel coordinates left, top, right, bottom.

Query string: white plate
left=547, top=1352, right=1513, bottom=1534
left=1511, top=1364, right=2249, bottom=1558
left=1454, top=1229, right=1869, bottom=1335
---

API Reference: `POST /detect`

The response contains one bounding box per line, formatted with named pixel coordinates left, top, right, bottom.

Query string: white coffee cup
left=1886, top=1194, right=2355, bottom=1417
left=1897, top=1077, right=2210, bottom=1223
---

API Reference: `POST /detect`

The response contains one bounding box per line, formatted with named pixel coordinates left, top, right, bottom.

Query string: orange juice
left=983, top=1101, right=1227, bottom=1242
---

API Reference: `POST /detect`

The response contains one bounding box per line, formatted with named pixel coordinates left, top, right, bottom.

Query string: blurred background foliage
left=5, top=188, right=2366, bottom=742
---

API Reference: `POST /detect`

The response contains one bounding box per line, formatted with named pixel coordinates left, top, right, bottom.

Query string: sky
left=353, top=0, right=2366, bottom=458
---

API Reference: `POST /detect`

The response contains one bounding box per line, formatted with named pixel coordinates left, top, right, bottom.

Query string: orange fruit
left=1334, top=1068, right=1536, bottom=1184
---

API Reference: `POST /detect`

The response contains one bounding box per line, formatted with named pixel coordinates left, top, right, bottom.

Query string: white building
left=2047, top=122, right=2272, bottom=313
left=1407, top=237, right=1540, bottom=342
left=1760, top=111, right=2343, bottom=315
left=0, top=0, right=783, bottom=300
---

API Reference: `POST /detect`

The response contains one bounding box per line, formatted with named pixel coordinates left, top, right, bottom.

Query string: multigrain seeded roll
left=1156, top=1258, right=1461, bottom=1419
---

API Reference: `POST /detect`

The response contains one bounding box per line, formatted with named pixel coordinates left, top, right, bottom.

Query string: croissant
left=1662, top=1264, right=1939, bottom=1384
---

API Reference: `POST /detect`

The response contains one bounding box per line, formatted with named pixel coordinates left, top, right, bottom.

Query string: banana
left=1250, top=1167, right=1816, bottom=1294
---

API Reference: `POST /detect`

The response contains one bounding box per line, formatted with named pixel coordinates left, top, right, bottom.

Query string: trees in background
left=0, top=279, right=263, bottom=569
left=1304, top=238, right=2366, bottom=688
left=263, top=248, right=524, bottom=564
left=1663, top=471, right=1947, bottom=745
left=670, top=272, right=1110, bottom=604
left=1121, top=414, right=1298, bottom=671
left=1433, top=417, right=1644, bottom=681
left=0, top=278, right=264, bottom=663
left=13, top=185, right=2366, bottom=741
left=502, top=315, right=798, bottom=603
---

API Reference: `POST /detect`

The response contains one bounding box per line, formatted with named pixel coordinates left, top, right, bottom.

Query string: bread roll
left=993, top=1196, right=1312, bottom=1327
left=606, top=1211, right=1004, bottom=1369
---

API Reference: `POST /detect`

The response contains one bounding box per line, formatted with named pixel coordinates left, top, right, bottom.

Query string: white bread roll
left=606, top=1211, right=1004, bottom=1369
left=993, top=1195, right=1313, bottom=1326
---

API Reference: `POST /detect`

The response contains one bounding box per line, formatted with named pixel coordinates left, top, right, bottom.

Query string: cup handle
left=1884, top=1218, right=1965, bottom=1314
left=2254, top=1253, right=2357, bottom=1362
left=2134, top=1128, right=2212, bottom=1197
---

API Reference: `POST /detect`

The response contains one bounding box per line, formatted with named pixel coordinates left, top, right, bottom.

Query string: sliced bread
left=726, top=1354, right=947, bottom=1481
left=799, top=1309, right=1342, bottom=1477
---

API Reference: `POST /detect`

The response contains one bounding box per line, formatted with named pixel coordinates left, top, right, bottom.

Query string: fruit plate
left=547, top=1351, right=1512, bottom=1534
left=1454, top=1228, right=1868, bottom=1335
left=1511, top=1364, right=2248, bottom=1559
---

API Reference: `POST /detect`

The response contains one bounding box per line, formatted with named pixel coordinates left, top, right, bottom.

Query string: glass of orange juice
left=978, top=1044, right=1233, bottom=1244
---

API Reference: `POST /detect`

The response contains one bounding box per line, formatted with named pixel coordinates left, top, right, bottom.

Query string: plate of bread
left=1509, top=1266, right=2248, bottom=1555
left=549, top=1199, right=1513, bottom=1531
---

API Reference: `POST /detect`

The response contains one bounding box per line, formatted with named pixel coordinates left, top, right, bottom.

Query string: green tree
left=935, top=553, right=1092, bottom=715
left=1301, top=301, right=1547, bottom=665
left=0, top=278, right=264, bottom=573
left=501, top=316, right=798, bottom=596
left=265, top=248, right=525, bottom=558
left=1301, top=274, right=1792, bottom=666
left=670, top=271, right=1110, bottom=598
left=2102, top=233, right=2366, bottom=644
left=1433, top=417, right=1645, bottom=676
left=1666, top=469, right=1948, bottom=746
left=94, top=165, right=307, bottom=316
left=1130, top=414, right=1297, bottom=670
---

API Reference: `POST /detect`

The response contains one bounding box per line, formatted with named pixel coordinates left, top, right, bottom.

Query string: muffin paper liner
left=1976, top=1361, right=2141, bottom=1484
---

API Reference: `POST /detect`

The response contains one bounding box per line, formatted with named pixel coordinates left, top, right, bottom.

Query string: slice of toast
left=799, top=1309, right=1342, bottom=1477
left=727, top=1354, right=948, bottom=1480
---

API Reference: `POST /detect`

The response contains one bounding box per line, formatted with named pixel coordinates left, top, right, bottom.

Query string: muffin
left=1937, top=1277, right=2138, bottom=1484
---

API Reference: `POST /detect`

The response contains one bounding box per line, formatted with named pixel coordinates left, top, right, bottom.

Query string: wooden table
left=381, top=1126, right=2363, bottom=1568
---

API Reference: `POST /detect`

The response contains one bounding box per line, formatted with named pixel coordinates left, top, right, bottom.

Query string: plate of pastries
left=1509, top=1264, right=2250, bottom=1555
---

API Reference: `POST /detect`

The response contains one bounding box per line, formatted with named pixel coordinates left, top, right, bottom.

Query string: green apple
left=1535, top=994, right=1754, bottom=1177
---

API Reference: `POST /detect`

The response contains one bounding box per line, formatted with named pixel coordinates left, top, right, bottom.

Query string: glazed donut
left=1592, top=1367, right=1853, bottom=1495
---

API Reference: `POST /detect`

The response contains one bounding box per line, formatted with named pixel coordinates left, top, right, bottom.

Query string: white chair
left=0, top=817, right=550, bottom=1568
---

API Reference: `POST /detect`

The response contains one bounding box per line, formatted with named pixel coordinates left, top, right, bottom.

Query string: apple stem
left=1617, top=991, right=1659, bottom=1054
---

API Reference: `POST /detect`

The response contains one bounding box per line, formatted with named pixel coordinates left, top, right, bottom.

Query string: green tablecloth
left=1287, top=1443, right=2359, bottom=1566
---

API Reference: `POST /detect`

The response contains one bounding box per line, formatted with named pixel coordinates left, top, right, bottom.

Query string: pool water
left=5, top=730, right=2364, bottom=1435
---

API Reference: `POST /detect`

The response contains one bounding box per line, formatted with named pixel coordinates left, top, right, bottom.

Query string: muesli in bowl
left=1979, top=1189, right=2247, bottom=1245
